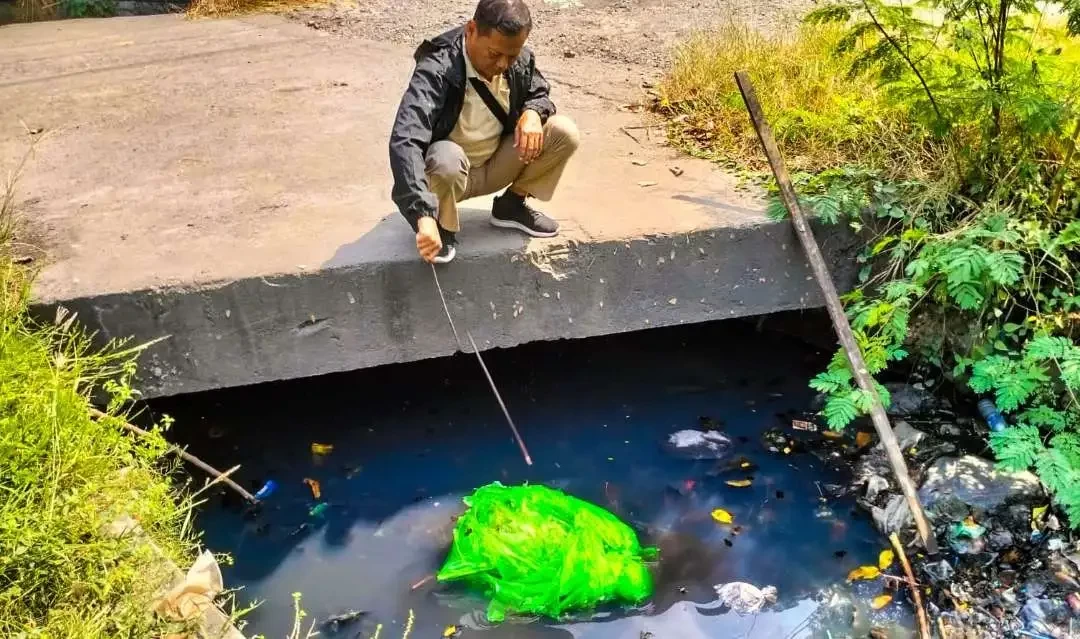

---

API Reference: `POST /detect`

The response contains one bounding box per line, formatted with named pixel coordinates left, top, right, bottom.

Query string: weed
left=62, top=0, right=116, bottom=17
left=658, top=23, right=920, bottom=174
left=0, top=158, right=198, bottom=636
left=660, top=0, right=1080, bottom=521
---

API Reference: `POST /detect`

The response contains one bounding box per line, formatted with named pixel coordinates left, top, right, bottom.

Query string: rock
left=865, top=475, right=890, bottom=501
left=663, top=430, right=733, bottom=460
left=884, top=382, right=939, bottom=416
left=872, top=494, right=913, bottom=536
left=874, top=420, right=926, bottom=451
left=988, top=529, right=1015, bottom=550
left=918, top=455, right=1043, bottom=522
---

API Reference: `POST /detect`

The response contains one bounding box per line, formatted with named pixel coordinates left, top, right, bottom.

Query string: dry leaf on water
left=871, top=593, right=893, bottom=609
left=878, top=549, right=895, bottom=570
left=725, top=479, right=753, bottom=488
left=303, top=478, right=321, bottom=500
left=855, top=432, right=872, bottom=447
left=711, top=508, right=734, bottom=524
left=847, top=565, right=881, bottom=581
left=822, top=430, right=843, bottom=439
left=311, top=442, right=334, bottom=455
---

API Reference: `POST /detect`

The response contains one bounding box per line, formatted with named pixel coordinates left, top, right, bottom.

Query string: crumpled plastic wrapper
left=152, top=551, right=223, bottom=622
left=713, top=582, right=778, bottom=615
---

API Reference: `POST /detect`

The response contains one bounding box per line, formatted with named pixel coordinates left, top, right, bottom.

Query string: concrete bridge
left=0, top=14, right=855, bottom=397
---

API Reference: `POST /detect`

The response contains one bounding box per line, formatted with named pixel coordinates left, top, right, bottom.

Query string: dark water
left=152, top=319, right=903, bottom=639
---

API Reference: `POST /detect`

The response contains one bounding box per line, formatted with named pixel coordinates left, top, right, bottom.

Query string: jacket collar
left=415, top=26, right=467, bottom=88
left=416, top=25, right=522, bottom=89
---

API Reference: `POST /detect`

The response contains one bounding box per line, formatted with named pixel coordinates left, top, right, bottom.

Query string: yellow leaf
left=855, top=432, right=872, bottom=447
left=871, top=594, right=893, bottom=609
left=847, top=565, right=881, bottom=581
left=822, top=431, right=843, bottom=439
left=725, top=479, right=753, bottom=488
left=310, top=442, right=334, bottom=455
left=782, top=446, right=792, bottom=454
left=303, top=478, right=321, bottom=500
left=1032, top=505, right=1048, bottom=530
left=878, top=549, right=894, bottom=570
left=443, top=625, right=458, bottom=638
left=711, top=508, right=734, bottom=524
left=740, top=461, right=752, bottom=469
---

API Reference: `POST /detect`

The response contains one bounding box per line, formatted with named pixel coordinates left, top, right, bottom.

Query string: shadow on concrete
left=323, top=207, right=529, bottom=269
left=671, top=193, right=764, bottom=220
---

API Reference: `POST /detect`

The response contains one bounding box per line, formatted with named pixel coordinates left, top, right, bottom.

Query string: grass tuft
left=658, top=23, right=921, bottom=175
left=185, top=0, right=325, bottom=20
left=0, top=156, right=198, bottom=637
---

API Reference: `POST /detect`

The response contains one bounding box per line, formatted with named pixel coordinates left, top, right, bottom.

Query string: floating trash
left=253, top=480, right=277, bottom=500
left=437, top=482, right=656, bottom=622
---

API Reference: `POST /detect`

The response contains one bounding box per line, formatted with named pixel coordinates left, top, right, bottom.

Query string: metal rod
left=734, top=70, right=938, bottom=554
left=431, top=264, right=533, bottom=465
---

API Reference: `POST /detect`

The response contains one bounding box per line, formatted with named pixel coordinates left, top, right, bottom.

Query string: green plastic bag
left=437, top=482, right=657, bottom=622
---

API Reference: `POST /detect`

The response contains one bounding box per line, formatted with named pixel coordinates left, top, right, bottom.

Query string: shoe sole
left=433, top=245, right=456, bottom=264
left=489, top=216, right=559, bottom=238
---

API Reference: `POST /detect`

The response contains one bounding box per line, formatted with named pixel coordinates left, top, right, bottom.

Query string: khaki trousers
left=424, top=114, right=580, bottom=233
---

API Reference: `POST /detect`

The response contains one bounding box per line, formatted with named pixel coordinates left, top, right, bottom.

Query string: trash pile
left=804, top=381, right=1080, bottom=639
left=436, top=482, right=658, bottom=622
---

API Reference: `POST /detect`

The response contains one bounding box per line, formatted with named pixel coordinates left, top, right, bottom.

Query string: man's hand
left=416, top=216, right=442, bottom=263
left=515, top=110, right=544, bottom=164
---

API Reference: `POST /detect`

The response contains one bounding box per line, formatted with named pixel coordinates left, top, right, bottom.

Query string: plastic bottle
left=254, top=480, right=277, bottom=500
left=977, top=399, right=1007, bottom=432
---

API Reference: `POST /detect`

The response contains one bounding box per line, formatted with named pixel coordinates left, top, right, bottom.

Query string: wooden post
left=734, top=70, right=938, bottom=554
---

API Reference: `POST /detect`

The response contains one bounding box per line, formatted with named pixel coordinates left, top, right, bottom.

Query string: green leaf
left=905, top=258, right=931, bottom=281
left=810, top=368, right=853, bottom=394
left=986, top=251, right=1024, bottom=286
left=1027, top=335, right=1072, bottom=360
left=1020, top=405, right=1069, bottom=431
left=804, top=3, right=855, bottom=23
left=944, top=246, right=987, bottom=286
left=1036, top=448, right=1074, bottom=495
left=947, top=280, right=985, bottom=310
left=823, top=394, right=859, bottom=429
left=766, top=198, right=789, bottom=221
left=1051, top=432, right=1080, bottom=467
left=990, top=424, right=1043, bottom=471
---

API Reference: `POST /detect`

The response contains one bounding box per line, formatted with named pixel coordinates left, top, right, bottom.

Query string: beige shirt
left=449, top=39, right=511, bottom=168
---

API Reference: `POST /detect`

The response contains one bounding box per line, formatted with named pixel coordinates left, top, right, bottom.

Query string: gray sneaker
left=490, top=193, right=559, bottom=238
left=433, top=227, right=456, bottom=264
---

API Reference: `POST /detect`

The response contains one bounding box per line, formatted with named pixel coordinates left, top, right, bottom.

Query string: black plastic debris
left=323, top=609, right=366, bottom=632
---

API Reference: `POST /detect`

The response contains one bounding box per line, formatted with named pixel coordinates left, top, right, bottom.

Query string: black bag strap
left=469, top=77, right=511, bottom=131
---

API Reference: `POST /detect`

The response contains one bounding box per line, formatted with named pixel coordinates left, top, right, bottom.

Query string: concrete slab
left=0, top=14, right=855, bottom=396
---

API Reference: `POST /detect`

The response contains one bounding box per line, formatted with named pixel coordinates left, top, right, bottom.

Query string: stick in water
left=90, top=407, right=259, bottom=503
left=890, top=532, right=931, bottom=639
left=734, top=70, right=938, bottom=554
left=430, top=264, right=533, bottom=465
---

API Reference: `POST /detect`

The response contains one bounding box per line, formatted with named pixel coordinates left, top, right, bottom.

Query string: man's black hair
left=473, top=0, right=532, bottom=36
